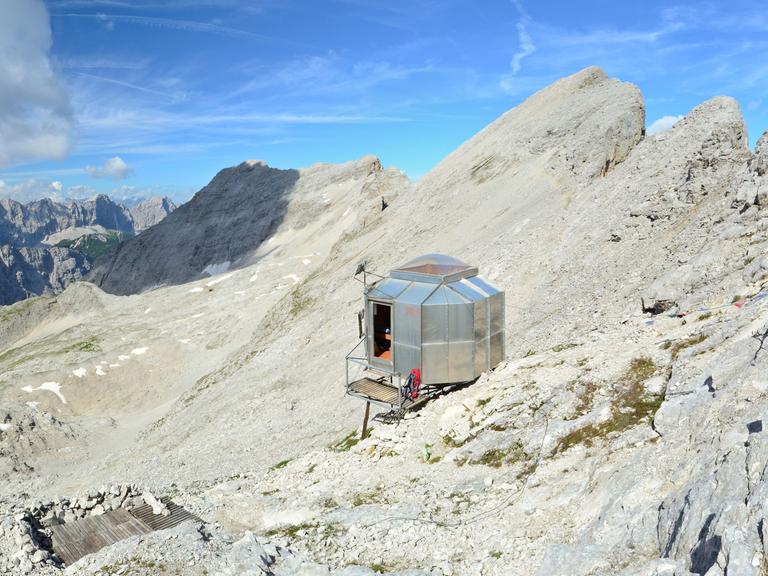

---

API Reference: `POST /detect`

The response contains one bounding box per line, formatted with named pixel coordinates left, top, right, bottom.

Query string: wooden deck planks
left=349, top=377, right=439, bottom=412
left=130, top=500, right=201, bottom=532
left=50, top=499, right=202, bottom=566
left=349, top=377, right=400, bottom=404
left=51, top=509, right=152, bottom=566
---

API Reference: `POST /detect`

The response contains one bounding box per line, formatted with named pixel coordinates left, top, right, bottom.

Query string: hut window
left=372, top=302, right=392, bottom=361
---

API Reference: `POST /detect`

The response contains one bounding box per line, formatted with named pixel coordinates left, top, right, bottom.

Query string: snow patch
left=302, top=259, right=312, bottom=266
left=118, top=355, right=130, bottom=361
left=73, top=368, right=87, bottom=379
left=25, top=402, right=38, bottom=410
left=22, top=382, right=67, bottom=404
left=109, top=364, right=121, bottom=368
left=95, top=366, right=106, bottom=376
left=206, top=273, right=233, bottom=287
left=283, top=274, right=300, bottom=285
left=179, top=338, right=191, bottom=344
left=203, top=261, right=231, bottom=276
left=192, top=313, right=204, bottom=318
left=144, top=308, right=151, bottom=314
left=342, top=207, right=351, bottom=218
left=0, top=423, right=11, bottom=432
left=234, top=290, right=245, bottom=295
left=131, top=347, right=148, bottom=355
left=249, top=273, right=259, bottom=283
left=188, top=287, right=204, bottom=293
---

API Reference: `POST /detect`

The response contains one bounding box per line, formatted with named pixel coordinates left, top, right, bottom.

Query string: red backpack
left=409, top=368, right=421, bottom=399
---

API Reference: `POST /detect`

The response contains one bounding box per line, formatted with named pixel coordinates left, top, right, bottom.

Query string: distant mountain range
left=0, top=195, right=175, bottom=305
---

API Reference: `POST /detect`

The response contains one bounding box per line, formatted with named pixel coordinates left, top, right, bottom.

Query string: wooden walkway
left=50, top=499, right=201, bottom=566
left=51, top=509, right=151, bottom=566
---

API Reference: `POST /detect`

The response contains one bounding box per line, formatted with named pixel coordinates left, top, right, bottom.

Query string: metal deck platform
left=50, top=499, right=201, bottom=565
left=347, top=376, right=432, bottom=411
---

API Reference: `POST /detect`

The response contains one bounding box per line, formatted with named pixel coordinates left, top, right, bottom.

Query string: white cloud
left=0, top=0, right=73, bottom=168
left=85, top=156, right=133, bottom=179
left=647, top=114, right=684, bottom=135
left=0, top=179, right=67, bottom=203
left=66, top=184, right=99, bottom=200
left=509, top=1, right=536, bottom=74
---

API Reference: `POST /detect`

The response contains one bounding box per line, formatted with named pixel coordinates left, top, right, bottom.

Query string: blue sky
left=1, top=0, right=767, bottom=204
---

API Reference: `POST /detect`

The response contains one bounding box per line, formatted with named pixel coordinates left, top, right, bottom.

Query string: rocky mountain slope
left=89, top=157, right=405, bottom=294
left=0, top=195, right=175, bottom=304
left=1, top=67, right=768, bottom=575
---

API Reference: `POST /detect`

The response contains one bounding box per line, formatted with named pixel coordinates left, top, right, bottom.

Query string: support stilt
left=361, top=401, right=371, bottom=440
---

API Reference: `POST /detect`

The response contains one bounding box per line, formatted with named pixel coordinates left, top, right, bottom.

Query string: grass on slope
left=56, top=229, right=132, bottom=261
left=556, top=357, right=663, bottom=453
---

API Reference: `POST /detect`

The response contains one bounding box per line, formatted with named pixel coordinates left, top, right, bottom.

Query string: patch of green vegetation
left=552, top=342, right=578, bottom=353
left=489, top=422, right=509, bottom=432
left=425, top=455, right=442, bottom=464
left=330, top=430, right=363, bottom=452
left=443, top=431, right=477, bottom=448
left=370, top=564, right=394, bottom=574
left=476, top=397, right=491, bottom=407
left=661, top=333, right=708, bottom=360
left=289, top=285, right=316, bottom=317
left=573, top=380, right=599, bottom=418
left=577, top=357, right=590, bottom=367
left=490, top=550, right=502, bottom=559
left=264, top=521, right=319, bottom=539
left=352, top=486, right=389, bottom=507
left=271, top=459, right=291, bottom=471
left=56, top=229, right=132, bottom=261
left=698, top=311, right=712, bottom=321
left=320, top=497, right=338, bottom=509
left=475, top=441, right=526, bottom=468
left=306, top=463, right=317, bottom=474
left=556, top=356, right=663, bottom=454
left=62, top=337, right=101, bottom=353
left=0, top=296, right=46, bottom=323
left=523, top=349, right=536, bottom=357
left=260, top=488, right=279, bottom=496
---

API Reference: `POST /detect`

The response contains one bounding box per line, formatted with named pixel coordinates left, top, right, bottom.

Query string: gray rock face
left=91, top=156, right=405, bottom=295
left=0, top=195, right=174, bottom=305
left=0, top=246, right=91, bottom=305
left=127, top=196, right=176, bottom=233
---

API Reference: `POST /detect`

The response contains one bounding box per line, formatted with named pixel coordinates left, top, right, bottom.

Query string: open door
left=371, top=301, right=393, bottom=362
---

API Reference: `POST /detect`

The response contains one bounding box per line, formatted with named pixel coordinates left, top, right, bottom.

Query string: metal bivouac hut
left=346, top=254, right=505, bottom=416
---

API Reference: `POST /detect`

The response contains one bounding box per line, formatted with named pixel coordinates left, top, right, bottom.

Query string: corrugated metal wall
left=365, top=271, right=505, bottom=385
left=393, top=282, right=436, bottom=377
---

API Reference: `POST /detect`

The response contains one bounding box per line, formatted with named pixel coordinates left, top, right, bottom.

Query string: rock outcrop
left=127, top=196, right=176, bottom=233
left=0, top=246, right=91, bottom=305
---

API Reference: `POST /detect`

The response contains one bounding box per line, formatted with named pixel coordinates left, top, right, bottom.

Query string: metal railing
left=345, top=335, right=404, bottom=412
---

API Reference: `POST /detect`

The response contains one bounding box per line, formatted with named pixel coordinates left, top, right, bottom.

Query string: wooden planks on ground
left=130, top=500, right=201, bottom=532
left=50, top=499, right=202, bottom=566
left=50, top=508, right=152, bottom=566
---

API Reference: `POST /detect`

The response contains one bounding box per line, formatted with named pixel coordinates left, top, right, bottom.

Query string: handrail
left=345, top=334, right=404, bottom=412
left=345, top=335, right=366, bottom=360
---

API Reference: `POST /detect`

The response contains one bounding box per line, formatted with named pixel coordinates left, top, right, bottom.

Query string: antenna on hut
left=354, top=260, right=368, bottom=288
